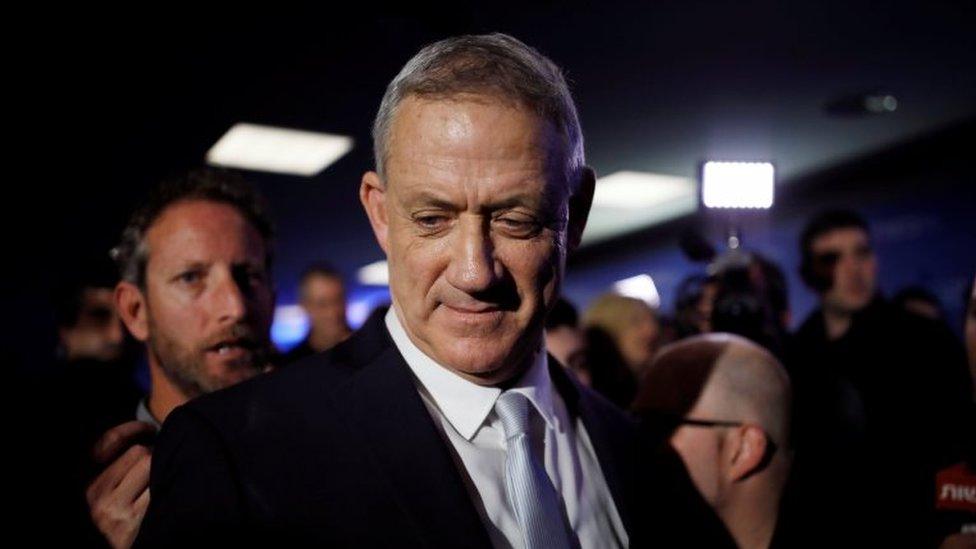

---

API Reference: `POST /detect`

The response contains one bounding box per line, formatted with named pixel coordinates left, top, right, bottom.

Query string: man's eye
left=415, top=215, right=449, bottom=230
left=247, top=269, right=268, bottom=286
left=494, top=216, right=539, bottom=237
left=177, top=271, right=203, bottom=284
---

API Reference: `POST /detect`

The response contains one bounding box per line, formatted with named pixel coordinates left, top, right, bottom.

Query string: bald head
left=635, top=334, right=792, bottom=547
left=634, top=333, right=791, bottom=447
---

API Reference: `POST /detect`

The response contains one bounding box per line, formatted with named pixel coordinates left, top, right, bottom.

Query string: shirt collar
left=135, top=397, right=162, bottom=430
left=384, top=306, right=557, bottom=440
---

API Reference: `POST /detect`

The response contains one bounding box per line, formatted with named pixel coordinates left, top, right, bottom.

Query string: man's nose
left=446, top=215, right=499, bottom=294
left=213, top=271, right=248, bottom=324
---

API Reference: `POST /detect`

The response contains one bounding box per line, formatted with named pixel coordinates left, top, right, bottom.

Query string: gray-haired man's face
left=361, top=94, right=587, bottom=386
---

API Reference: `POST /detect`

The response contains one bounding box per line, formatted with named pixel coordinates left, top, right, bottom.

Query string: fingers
left=93, top=421, right=157, bottom=464
left=87, top=445, right=153, bottom=549
left=87, top=445, right=151, bottom=507
left=116, top=448, right=151, bottom=501
left=115, top=489, right=151, bottom=549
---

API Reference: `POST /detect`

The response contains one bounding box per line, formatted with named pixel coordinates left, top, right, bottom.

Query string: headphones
left=800, top=248, right=837, bottom=293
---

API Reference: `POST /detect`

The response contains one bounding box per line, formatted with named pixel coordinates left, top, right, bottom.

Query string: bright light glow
left=271, top=305, right=309, bottom=351
left=592, top=171, right=696, bottom=209
left=346, top=300, right=374, bottom=329
left=865, top=94, right=898, bottom=113
left=702, top=161, right=774, bottom=209
left=357, top=260, right=389, bottom=286
left=613, top=274, right=661, bottom=309
left=206, top=123, right=353, bottom=176
left=583, top=171, right=698, bottom=244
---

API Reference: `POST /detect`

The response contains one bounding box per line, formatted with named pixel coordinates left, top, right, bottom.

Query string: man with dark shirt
left=784, top=209, right=973, bottom=546
left=281, top=263, right=351, bottom=364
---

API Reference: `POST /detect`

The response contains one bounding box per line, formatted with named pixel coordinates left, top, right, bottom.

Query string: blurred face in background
left=121, top=200, right=275, bottom=398
left=810, top=228, right=877, bottom=314
left=60, top=288, right=125, bottom=362
left=697, top=281, right=718, bottom=333
left=545, top=325, right=590, bottom=385
left=619, top=304, right=661, bottom=374
left=300, top=274, right=348, bottom=341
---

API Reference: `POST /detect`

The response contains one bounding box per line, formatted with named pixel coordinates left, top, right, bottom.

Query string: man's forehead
left=812, top=227, right=870, bottom=250
left=387, top=96, right=565, bottom=171
left=146, top=200, right=264, bottom=261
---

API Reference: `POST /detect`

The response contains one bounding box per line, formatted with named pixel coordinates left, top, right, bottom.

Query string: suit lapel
left=327, top=314, right=493, bottom=549
left=550, top=359, right=637, bottom=538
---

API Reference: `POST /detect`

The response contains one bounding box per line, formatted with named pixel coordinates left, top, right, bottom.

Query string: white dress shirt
left=385, top=308, right=628, bottom=549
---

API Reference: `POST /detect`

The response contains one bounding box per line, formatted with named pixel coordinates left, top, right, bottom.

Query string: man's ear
left=726, top=424, right=770, bottom=482
left=115, top=281, right=149, bottom=342
left=566, top=166, right=595, bottom=252
left=360, top=171, right=390, bottom=255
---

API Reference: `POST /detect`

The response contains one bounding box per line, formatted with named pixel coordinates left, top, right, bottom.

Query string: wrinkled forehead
left=386, top=95, right=571, bottom=191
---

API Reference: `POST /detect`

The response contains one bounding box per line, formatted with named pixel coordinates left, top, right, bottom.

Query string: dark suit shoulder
left=177, top=317, right=393, bottom=432
left=136, top=404, right=248, bottom=546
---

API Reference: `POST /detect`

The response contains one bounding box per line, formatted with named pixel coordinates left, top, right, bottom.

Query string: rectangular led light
left=206, top=123, right=354, bottom=177
left=701, top=161, right=774, bottom=209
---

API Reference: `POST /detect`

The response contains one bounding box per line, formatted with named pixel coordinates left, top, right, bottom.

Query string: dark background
left=7, top=1, right=974, bottom=362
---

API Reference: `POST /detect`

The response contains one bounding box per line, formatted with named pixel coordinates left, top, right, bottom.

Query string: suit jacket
left=134, top=311, right=641, bottom=547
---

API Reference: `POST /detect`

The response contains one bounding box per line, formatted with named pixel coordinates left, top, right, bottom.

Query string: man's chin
left=202, top=357, right=263, bottom=391
left=204, top=367, right=262, bottom=393
left=432, top=342, right=536, bottom=386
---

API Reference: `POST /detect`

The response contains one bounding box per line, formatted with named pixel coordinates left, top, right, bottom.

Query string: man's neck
left=308, top=328, right=350, bottom=353
left=822, top=307, right=853, bottom=341
left=146, top=358, right=191, bottom=424
left=721, top=484, right=781, bottom=549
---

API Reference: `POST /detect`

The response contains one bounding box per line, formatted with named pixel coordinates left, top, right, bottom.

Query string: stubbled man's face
left=139, top=200, right=274, bottom=397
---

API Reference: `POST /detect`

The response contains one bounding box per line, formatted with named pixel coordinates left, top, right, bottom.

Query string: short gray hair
left=372, top=33, right=585, bottom=187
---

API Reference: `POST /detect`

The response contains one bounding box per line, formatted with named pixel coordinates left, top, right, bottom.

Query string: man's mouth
left=444, top=303, right=502, bottom=314
left=208, top=339, right=257, bottom=359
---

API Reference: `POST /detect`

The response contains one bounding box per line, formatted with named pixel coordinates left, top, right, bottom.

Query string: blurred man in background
left=633, top=334, right=793, bottom=549
left=282, top=263, right=351, bottom=364
left=44, top=264, right=143, bottom=545
left=56, top=273, right=127, bottom=364
left=84, top=169, right=277, bottom=548
left=544, top=297, right=590, bottom=385
left=788, top=209, right=973, bottom=546
left=583, top=292, right=662, bottom=408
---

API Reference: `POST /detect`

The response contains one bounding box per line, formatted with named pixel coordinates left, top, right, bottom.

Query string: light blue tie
left=495, top=391, right=575, bottom=549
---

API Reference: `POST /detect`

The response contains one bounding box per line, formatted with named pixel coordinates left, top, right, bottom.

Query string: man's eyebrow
left=175, top=260, right=210, bottom=271
left=401, top=191, right=458, bottom=210
left=484, top=195, right=542, bottom=211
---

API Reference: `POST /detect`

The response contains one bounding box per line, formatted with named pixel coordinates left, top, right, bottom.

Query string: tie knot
left=495, top=391, right=533, bottom=439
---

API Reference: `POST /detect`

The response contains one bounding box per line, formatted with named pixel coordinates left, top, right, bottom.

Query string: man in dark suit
left=136, top=33, right=720, bottom=548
